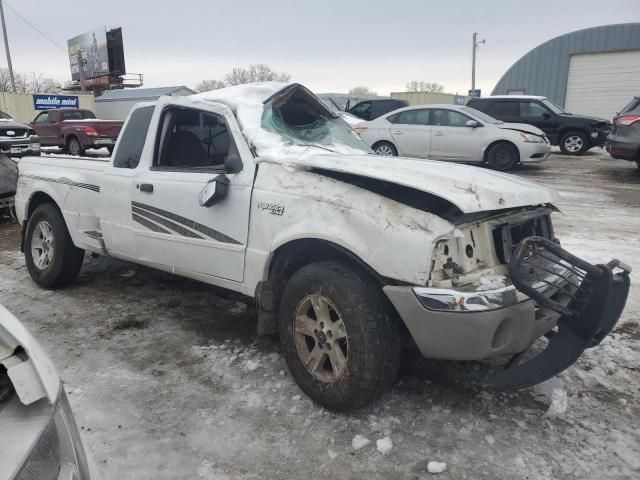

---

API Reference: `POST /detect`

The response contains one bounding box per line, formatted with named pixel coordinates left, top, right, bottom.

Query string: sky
left=3, top=0, right=640, bottom=96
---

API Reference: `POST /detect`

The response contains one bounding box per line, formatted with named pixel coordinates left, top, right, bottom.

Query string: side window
left=113, top=106, right=155, bottom=169
left=33, top=112, right=49, bottom=124
left=431, top=109, right=470, bottom=127
left=349, top=102, right=372, bottom=119
left=488, top=101, right=519, bottom=118
left=155, top=107, right=238, bottom=171
left=521, top=101, right=550, bottom=118
left=391, top=109, right=429, bottom=125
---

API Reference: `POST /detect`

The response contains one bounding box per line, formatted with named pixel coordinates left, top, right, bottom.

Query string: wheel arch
left=21, top=191, right=62, bottom=252
left=483, top=139, right=520, bottom=163
left=254, top=238, right=398, bottom=336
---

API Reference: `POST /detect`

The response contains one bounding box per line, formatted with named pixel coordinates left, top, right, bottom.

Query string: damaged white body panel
left=13, top=82, right=630, bottom=406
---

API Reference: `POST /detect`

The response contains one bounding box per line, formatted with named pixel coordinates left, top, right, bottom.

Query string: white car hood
left=0, top=305, right=59, bottom=404
left=496, top=122, right=545, bottom=136
left=259, top=153, right=559, bottom=213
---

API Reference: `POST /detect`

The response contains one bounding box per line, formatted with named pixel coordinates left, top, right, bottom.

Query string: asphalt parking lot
left=1, top=149, right=638, bottom=479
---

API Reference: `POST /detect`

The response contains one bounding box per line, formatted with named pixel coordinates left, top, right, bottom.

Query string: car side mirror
left=224, top=153, right=243, bottom=174
left=466, top=120, right=479, bottom=128
left=542, top=112, right=552, bottom=119
left=199, top=174, right=229, bottom=207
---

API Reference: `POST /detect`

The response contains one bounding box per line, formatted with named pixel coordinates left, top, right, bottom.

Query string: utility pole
left=471, top=32, right=486, bottom=97
left=77, top=52, right=86, bottom=92
left=0, top=0, right=16, bottom=92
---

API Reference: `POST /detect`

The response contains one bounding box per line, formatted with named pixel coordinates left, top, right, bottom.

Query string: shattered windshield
left=261, top=85, right=371, bottom=154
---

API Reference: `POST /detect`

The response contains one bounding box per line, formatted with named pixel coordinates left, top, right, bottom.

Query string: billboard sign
left=68, top=28, right=109, bottom=81
left=33, top=94, right=79, bottom=110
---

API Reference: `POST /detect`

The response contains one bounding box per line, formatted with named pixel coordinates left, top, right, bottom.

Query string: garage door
left=565, top=50, right=640, bottom=120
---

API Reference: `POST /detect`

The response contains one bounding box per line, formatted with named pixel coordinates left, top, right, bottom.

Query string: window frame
left=113, top=105, right=155, bottom=169
left=33, top=112, right=50, bottom=124
left=520, top=101, right=552, bottom=119
left=151, top=105, right=240, bottom=174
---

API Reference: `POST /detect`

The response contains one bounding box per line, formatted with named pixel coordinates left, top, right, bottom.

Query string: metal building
left=95, top=85, right=195, bottom=120
left=492, top=23, right=640, bottom=119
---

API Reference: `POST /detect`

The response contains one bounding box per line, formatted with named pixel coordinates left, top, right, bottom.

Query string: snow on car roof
left=193, top=82, right=368, bottom=159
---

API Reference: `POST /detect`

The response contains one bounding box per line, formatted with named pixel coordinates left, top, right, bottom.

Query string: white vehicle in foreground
left=0, top=305, right=95, bottom=479
left=355, top=104, right=551, bottom=171
left=15, top=83, right=630, bottom=411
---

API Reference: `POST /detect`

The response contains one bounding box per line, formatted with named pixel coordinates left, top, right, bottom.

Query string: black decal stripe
left=132, top=213, right=172, bottom=234
left=132, top=206, right=204, bottom=239
left=22, top=174, right=100, bottom=193
left=132, top=201, right=241, bottom=245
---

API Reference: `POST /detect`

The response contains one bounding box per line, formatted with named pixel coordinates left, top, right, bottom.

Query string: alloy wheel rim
left=495, top=149, right=513, bottom=166
left=565, top=135, right=583, bottom=153
left=293, top=294, right=349, bottom=383
left=376, top=145, right=393, bottom=156
left=69, top=141, right=80, bottom=155
left=31, top=220, right=54, bottom=270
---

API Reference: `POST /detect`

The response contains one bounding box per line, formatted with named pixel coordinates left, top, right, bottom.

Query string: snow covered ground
left=0, top=150, right=638, bottom=479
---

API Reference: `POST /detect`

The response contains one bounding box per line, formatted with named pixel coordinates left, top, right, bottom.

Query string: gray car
left=607, top=96, right=640, bottom=170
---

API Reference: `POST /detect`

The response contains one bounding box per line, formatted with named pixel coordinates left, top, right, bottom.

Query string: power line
left=3, top=1, right=67, bottom=52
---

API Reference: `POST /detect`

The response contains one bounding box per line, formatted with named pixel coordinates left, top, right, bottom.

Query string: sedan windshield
left=461, top=106, right=503, bottom=124
left=541, top=98, right=566, bottom=114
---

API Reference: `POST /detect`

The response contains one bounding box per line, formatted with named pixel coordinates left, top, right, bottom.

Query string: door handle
left=391, top=131, right=404, bottom=135
left=434, top=132, right=444, bottom=136
left=138, top=183, right=154, bottom=193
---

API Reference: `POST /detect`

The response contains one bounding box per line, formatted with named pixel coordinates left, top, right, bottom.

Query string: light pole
left=0, top=0, right=16, bottom=92
left=471, top=32, right=486, bottom=97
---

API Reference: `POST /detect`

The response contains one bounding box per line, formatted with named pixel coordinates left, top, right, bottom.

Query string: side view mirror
left=466, top=120, right=479, bottom=128
left=224, top=153, right=243, bottom=174
left=199, top=174, right=229, bottom=207
left=542, top=112, right=552, bottom=119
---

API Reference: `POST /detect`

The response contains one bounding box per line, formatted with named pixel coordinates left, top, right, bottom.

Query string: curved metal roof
left=492, top=23, right=640, bottom=106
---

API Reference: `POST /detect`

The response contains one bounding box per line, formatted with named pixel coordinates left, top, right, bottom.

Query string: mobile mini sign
left=33, top=94, right=79, bottom=111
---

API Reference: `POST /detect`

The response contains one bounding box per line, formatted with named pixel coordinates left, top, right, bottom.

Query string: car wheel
left=487, top=142, right=519, bottom=171
left=24, top=204, right=84, bottom=288
left=560, top=131, right=589, bottom=155
left=373, top=142, right=398, bottom=156
left=278, top=261, right=401, bottom=411
left=67, top=137, right=84, bottom=156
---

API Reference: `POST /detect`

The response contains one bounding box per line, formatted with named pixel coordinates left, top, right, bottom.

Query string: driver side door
left=130, top=98, right=255, bottom=283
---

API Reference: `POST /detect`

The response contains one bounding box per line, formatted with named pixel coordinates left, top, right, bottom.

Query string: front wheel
left=278, top=261, right=401, bottom=411
left=373, top=141, right=398, bottom=156
left=487, top=142, right=519, bottom=171
left=24, top=204, right=84, bottom=288
left=560, top=131, right=589, bottom=155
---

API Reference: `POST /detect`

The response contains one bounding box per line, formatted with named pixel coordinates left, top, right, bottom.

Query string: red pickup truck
left=31, top=109, right=123, bottom=156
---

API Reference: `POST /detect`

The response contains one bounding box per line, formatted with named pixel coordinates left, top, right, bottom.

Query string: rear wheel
left=24, top=204, right=84, bottom=288
left=373, top=141, right=398, bottom=156
left=560, top=131, right=589, bottom=155
left=278, top=261, right=401, bottom=411
left=66, top=137, right=84, bottom=156
left=487, top=142, right=519, bottom=171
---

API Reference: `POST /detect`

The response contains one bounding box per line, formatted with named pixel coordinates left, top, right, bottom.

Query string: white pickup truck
left=15, top=83, right=630, bottom=410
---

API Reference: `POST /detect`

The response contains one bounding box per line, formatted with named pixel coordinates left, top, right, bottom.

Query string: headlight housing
left=520, top=132, right=544, bottom=143
left=14, top=388, right=91, bottom=480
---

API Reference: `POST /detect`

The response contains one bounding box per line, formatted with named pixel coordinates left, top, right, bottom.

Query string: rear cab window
left=113, top=106, right=155, bottom=169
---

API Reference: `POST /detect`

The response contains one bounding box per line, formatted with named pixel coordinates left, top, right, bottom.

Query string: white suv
left=355, top=104, right=550, bottom=171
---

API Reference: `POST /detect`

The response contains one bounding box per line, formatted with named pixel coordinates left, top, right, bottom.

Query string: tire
left=559, top=131, right=589, bottom=155
left=107, top=146, right=114, bottom=155
left=24, top=204, right=84, bottom=288
left=486, top=142, right=519, bottom=171
left=373, top=141, right=398, bottom=156
left=278, top=261, right=401, bottom=411
left=66, top=137, right=84, bottom=156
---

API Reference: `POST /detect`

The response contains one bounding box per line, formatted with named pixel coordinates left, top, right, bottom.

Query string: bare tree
left=348, top=86, right=377, bottom=96
left=405, top=81, right=445, bottom=93
left=29, top=73, right=61, bottom=93
left=195, top=79, right=226, bottom=93
left=0, top=68, right=61, bottom=93
left=224, top=64, right=290, bottom=85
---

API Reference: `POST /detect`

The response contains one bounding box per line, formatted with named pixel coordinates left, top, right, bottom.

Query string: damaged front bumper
left=383, top=236, right=631, bottom=390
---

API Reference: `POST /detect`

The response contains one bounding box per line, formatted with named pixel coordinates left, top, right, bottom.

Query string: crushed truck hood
left=258, top=153, right=559, bottom=213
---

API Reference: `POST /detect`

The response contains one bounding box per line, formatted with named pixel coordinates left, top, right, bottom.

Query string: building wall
left=390, top=91, right=469, bottom=106
left=492, top=23, right=640, bottom=107
left=0, top=92, right=95, bottom=123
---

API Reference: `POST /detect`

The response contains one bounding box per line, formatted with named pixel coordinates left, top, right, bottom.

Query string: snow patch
left=427, top=461, right=448, bottom=474
left=543, top=389, right=568, bottom=418
left=376, top=437, right=393, bottom=455
left=352, top=435, right=371, bottom=450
